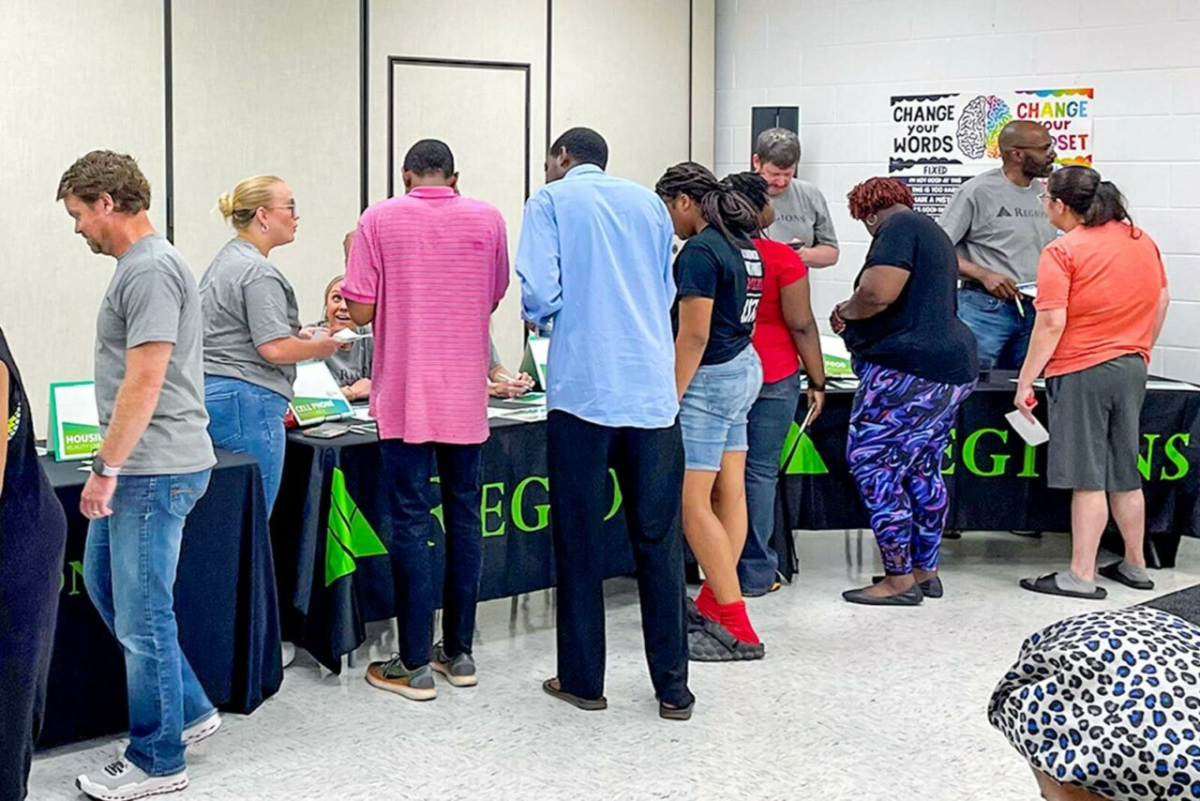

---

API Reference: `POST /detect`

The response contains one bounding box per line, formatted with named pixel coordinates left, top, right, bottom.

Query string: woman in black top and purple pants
left=831, top=179, right=979, bottom=607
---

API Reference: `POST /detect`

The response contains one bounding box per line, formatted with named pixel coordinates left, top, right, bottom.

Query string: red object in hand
left=1025, top=396, right=1037, bottom=408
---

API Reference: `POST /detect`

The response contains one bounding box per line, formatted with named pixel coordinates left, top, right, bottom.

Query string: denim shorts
left=679, top=346, right=764, bottom=471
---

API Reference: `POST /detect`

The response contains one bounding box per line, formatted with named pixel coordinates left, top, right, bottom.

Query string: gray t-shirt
left=763, top=179, right=839, bottom=249
left=489, top=338, right=501, bottom=371
left=94, top=234, right=216, bottom=476
left=200, top=238, right=301, bottom=399
left=939, top=168, right=1058, bottom=284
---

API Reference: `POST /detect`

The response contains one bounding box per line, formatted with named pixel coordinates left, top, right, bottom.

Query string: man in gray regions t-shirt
left=939, top=120, right=1059, bottom=370
left=58, top=151, right=218, bottom=800
left=751, top=127, right=840, bottom=269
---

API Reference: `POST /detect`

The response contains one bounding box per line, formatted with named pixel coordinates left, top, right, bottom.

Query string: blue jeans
left=379, top=440, right=483, bottom=667
left=957, top=287, right=1035, bottom=371
left=738, top=371, right=802, bottom=593
left=83, top=470, right=214, bottom=777
left=204, top=376, right=289, bottom=513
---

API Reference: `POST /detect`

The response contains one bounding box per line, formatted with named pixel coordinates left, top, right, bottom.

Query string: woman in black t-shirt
left=830, top=178, right=978, bottom=607
left=655, top=162, right=765, bottom=660
left=0, top=327, right=68, bottom=799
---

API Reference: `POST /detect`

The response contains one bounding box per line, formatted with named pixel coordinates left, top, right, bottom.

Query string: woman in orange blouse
left=1015, top=166, right=1171, bottom=600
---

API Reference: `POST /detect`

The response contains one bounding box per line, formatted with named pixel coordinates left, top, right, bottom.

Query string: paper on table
left=333, top=328, right=372, bottom=342
left=1005, top=410, right=1050, bottom=446
left=351, top=406, right=373, bottom=421
left=1146, top=380, right=1200, bottom=391
left=489, top=406, right=548, bottom=423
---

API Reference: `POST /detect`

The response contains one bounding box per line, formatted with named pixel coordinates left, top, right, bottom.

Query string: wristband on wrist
left=808, top=382, right=826, bottom=393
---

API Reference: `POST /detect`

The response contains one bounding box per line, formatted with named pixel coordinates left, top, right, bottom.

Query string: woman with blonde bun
left=199, top=175, right=345, bottom=512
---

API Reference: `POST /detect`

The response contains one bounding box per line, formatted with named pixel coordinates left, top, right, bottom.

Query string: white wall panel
left=0, top=0, right=165, bottom=424
left=172, top=0, right=359, bottom=327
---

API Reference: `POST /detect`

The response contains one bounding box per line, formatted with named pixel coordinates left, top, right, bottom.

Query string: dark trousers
left=380, top=440, right=483, bottom=667
left=547, top=411, right=692, bottom=708
left=0, top=496, right=67, bottom=800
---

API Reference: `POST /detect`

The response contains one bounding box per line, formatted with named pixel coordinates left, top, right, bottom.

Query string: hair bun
left=217, top=192, right=235, bottom=219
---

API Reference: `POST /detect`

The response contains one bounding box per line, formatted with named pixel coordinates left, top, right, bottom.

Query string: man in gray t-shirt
left=58, top=150, right=217, bottom=797
left=94, top=234, right=215, bottom=474
left=939, top=121, right=1058, bottom=370
left=752, top=127, right=840, bottom=269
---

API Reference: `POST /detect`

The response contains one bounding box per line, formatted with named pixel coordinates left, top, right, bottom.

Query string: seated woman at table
left=989, top=605, right=1200, bottom=800
left=0, top=326, right=68, bottom=800
left=313, top=274, right=373, bottom=402
left=201, top=175, right=346, bottom=513
left=831, top=177, right=978, bottom=606
left=1014, top=167, right=1171, bottom=600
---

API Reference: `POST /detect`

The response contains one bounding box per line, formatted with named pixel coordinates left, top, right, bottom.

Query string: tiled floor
left=29, top=530, right=1200, bottom=801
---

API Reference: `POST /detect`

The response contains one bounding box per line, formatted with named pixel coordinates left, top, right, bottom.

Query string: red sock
left=718, top=600, right=761, bottom=645
left=694, top=582, right=719, bottom=622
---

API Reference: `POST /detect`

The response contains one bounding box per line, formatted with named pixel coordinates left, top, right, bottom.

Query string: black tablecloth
left=38, top=451, right=284, bottom=749
left=775, top=372, right=1200, bottom=576
left=272, top=413, right=634, bottom=673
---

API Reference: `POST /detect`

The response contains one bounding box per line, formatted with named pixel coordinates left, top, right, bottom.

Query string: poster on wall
left=887, top=88, right=1094, bottom=218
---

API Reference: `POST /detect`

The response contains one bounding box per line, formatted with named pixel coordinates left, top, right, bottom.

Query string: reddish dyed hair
left=846, top=177, right=914, bottom=220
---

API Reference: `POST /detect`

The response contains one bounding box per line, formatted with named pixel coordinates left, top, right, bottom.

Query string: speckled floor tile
left=29, top=530, right=1200, bottom=801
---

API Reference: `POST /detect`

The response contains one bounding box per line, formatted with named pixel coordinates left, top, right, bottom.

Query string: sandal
left=659, top=700, right=694, bottom=721
left=1019, top=572, right=1107, bottom=600
left=541, top=678, right=607, bottom=711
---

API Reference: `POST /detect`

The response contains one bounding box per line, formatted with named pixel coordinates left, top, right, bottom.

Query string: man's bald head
left=998, top=120, right=1050, bottom=150
left=998, top=120, right=1056, bottom=180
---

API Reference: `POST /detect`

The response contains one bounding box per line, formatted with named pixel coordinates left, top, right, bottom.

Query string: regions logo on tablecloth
left=325, top=468, right=388, bottom=586
left=780, top=422, right=828, bottom=476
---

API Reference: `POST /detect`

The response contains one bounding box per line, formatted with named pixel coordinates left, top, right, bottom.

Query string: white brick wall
left=715, top=0, right=1200, bottom=382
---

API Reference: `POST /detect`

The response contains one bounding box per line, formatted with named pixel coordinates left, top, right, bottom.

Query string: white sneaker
left=76, top=759, right=188, bottom=801
left=182, top=712, right=221, bottom=747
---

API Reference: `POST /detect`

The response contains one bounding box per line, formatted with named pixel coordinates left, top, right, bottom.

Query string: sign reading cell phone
left=290, top=361, right=353, bottom=427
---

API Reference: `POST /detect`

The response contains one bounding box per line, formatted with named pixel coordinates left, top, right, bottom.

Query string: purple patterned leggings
left=846, top=361, right=976, bottom=575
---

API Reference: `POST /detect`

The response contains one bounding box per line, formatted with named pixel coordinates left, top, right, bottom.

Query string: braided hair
left=723, top=172, right=770, bottom=213
left=655, top=162, right=759, bottom=244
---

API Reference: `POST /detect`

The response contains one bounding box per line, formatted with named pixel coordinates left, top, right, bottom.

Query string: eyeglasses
left=1011, top=143, right=1055, bottom=154
left=266, top=202, right=298, bottom=219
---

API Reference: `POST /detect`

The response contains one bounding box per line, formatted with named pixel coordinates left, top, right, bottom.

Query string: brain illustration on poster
left=888, top=88, right=1094, bottom=218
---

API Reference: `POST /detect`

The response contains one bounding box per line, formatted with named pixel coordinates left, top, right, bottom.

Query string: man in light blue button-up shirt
left=517, top=150, right=678, bottom=426
left=516, top=128, right=693, bottom=719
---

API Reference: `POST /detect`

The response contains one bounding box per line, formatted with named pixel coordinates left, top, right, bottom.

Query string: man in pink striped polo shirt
left=343, top=139, right=509, bottom=702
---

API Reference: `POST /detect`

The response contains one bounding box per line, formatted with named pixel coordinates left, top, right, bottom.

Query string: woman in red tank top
left=724, top=172, right=826, bottom=596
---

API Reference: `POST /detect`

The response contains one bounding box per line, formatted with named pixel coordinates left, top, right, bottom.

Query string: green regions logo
left=323, top=468, right=626, bottom=586
left=783, top=421, right=1191, bottom=481
left=325, top=468, right=388, bottom=586
left=779, top=423, right=829, bottom=475
left=943, top=428, right=1190, bottom=480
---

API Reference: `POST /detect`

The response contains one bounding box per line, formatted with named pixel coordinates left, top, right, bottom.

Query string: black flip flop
left=1098, top=562, right=1155, bottom=591
left=542, top=678, right=607, bottom=711
left=1020, top=572, right=1107, bottom=600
